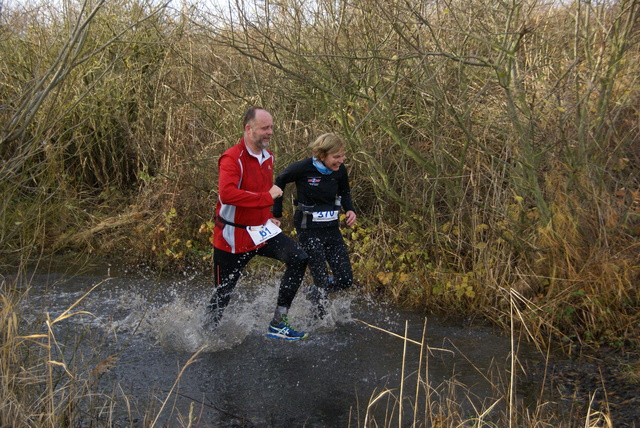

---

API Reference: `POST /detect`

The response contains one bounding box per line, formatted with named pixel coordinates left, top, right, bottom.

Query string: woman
left=273, top=133, right=357, bottom=317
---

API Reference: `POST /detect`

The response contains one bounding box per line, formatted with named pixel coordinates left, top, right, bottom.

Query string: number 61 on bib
left=247, top=219, right=282, bottom=245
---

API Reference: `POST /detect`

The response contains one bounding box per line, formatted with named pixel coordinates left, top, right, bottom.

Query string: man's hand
left=269, top=185, right=283, bottom=200
left=345, top=210, right=357, bottom=227
left=270, top=217, right=282, bottom=227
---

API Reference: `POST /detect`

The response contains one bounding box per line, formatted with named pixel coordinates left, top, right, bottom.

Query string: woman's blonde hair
left=309, top=133, right=346, bottom=159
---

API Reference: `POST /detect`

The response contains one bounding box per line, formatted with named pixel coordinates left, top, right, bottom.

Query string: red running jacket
left=213, top=138, right=275, bottom=253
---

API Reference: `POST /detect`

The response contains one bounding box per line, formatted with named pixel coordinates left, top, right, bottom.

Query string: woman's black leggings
left=297, top=227, right=353, bottom=292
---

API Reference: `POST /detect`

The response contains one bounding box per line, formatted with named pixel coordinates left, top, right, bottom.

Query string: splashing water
left=147, top=277, right=357, bottom=353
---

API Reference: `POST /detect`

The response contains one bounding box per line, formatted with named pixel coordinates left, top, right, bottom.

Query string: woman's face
left=320, top=149, right=346, bottom=171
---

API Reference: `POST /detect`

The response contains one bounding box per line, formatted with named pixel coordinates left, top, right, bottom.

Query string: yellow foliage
left=475, top=223, right=489, bottom=232
left=376, top=271, right=393, bottom=285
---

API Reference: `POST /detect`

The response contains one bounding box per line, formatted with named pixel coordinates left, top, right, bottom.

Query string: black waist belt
left=216, top=216, right=249, bottom=229
left=296, top=203, right=340, bottom=213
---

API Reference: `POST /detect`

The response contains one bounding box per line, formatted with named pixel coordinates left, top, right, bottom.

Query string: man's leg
left=206, top=247, right=253, bottom=328
left=257, top=233, right=308, bottom=321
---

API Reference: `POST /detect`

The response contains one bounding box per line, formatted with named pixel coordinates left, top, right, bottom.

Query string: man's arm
left=218, top=155, right=274, bottom=208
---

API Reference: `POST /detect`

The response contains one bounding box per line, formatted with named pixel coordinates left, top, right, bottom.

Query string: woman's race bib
left=246, top=219, right=282, bottom=245
left=312, top=210, right=339, bottom=222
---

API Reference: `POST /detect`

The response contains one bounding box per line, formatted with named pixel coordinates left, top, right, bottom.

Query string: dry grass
left=354, top=311, right=617, bottom=428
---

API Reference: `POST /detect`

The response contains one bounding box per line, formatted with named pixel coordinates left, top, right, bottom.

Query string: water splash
left=133, top=277, right=357, bottom=353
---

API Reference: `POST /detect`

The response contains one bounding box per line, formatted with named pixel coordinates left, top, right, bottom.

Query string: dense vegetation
left=2, top=0, right=638, bottom=350
left=1, top=0, right=638, bottom=424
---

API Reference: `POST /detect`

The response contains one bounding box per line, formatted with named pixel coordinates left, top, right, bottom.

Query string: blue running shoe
left=267, top=315, right=308, bottom=341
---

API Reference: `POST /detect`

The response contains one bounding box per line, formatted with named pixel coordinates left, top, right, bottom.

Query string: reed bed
left=1, top=0, right=638, bottom=424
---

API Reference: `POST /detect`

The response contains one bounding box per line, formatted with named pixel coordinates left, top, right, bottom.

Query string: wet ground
left=523, top=345, right=640, bottom=427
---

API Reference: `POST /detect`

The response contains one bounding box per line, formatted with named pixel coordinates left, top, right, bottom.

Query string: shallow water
left=14, top=263, right=542, bottom=427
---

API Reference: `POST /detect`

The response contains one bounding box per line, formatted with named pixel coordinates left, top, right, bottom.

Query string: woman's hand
left=345, top=210, right=357, bottom=227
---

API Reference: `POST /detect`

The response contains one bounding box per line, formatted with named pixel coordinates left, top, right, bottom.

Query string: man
left=207, top=106, right=310, bottom=340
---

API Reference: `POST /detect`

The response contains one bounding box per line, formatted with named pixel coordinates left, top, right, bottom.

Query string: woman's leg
left=297, top=228, right=332, bottom=289
left=324, top=227, right=353, bottom=292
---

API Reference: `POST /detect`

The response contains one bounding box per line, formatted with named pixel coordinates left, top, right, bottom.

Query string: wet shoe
left=266, top=315, right=308, bottom=341
left=326, top=276, right=337, bottom=292
left=314, top=302, right=327, bottom=320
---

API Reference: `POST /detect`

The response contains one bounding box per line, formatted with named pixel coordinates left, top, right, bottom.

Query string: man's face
left=246, top=110, right=273, bottom=151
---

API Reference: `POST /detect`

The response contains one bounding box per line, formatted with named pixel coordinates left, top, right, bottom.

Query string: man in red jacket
left=207, top=106, right=310, bottom=340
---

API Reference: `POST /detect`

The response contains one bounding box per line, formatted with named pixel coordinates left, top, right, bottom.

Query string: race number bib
left=246, top=219, right=282, bottom=245
left=312, top=210, right=339, bottom=222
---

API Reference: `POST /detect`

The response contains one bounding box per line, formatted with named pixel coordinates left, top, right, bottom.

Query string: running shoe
left=266, top=315, right=308, bottom=341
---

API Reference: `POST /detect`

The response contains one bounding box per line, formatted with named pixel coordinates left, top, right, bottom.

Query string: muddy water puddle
left=14, top=263, right=544, bottom=427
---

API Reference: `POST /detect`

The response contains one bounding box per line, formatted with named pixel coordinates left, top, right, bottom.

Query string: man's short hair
left=243, top=106, right=265, bottom=128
